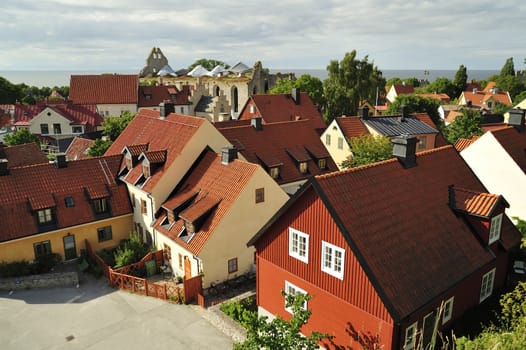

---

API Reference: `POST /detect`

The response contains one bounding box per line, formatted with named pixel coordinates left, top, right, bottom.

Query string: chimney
left=159, top=101, right=175, bottom=119
left=508, top=108, right=525, bottom=131
left=221, top=146, right=238, bottom=165
left=359, top=106, right=369, bottom=119
left=291, top=88, right=300, bottom=104
left=0, top=158, right=9, bottom=176
left=54, top=153, right=67, bottom=168
left=392, top=134, right=418, bottom=168
left=399, top=105, right=408, bottom=121
left=251, top=117, right=263, bottom=130
left=473, top=88, right=478, bottom=94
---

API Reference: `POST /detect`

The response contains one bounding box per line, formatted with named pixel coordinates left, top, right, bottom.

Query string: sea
left=0, top=69, right=500, bottom=88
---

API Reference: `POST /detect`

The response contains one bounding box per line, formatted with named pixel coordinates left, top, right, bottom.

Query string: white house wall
left=97, top=104, right=137, bottom=117
left=461, top=132, right=526, bottom=220
left=29, top=108, right=78, bottom=136
left=320, top=119, right=352, bottom=170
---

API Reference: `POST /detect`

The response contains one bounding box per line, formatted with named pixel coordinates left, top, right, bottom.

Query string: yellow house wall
left=198, top=167, right=289, bottom=287
left=320, top=119, right=352, bottom=170
left=0, top=214, right=133, bottom=263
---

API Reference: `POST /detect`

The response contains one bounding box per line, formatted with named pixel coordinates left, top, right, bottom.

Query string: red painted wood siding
left=255, top=186, right=393, bottom=323
left=257, top=257, right=395, bottom=349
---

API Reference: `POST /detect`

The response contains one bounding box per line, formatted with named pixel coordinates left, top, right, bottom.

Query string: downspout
left=147, top=193, right=156, bottom=247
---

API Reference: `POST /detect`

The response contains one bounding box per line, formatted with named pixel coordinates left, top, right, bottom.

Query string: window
left=125, top=154, right=132, bottom=169
left=97, top=226, right=112, bottom=242
left=480, top=268, right=496, bottom=302
left=337, top=137, right=344, bottom=150
left=37, top=208, right=53, bottom=224
left=269, top=166, right=280, bottom=179
left=53, top=123, right=62, bottom=134
left=403, top=322, right=418, bottom=350
left=442, top=296, right=454, bottom=324
left=34, top=240, right=52, bottom=258
left=318, top=158, right=327, bottom=170
left=418, top=136, right=427, bottom=150
left=72, top=126, right=83, bottom=134
left=141, top=199, right=148, bottom=215
left=143, top=164, right=150, bottom=178
left=255, top=188, right=265, bottom=203
left=325, top=134, right=331, bottom=146
left=284, top=281, right=307, bottom=313
left=321, top=241, right=345, bottom=279
left=228, top=257, right=238, bottom=274
left=131, top=193, right=136, bottom=208
left=289, top=228, right=309, bottom=263
left=40, top=123, right=49, bottom=134
left=93, top=198, right=109, bottom=214
left=64, top=196, right=75, bottom=207
left=489, top=213, right=502, bottom=244
left=178, top=253, right=183, bottom=269
left=299, top=161, right=308, bottom=174
left=145, top=94, right=152, bottom=100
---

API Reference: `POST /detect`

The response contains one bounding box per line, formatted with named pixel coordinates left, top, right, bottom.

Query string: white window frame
left=288, top=228, right=309, bottom=263
left=442, top=296, right=454, bottom=324
left=284, top=280, right=307, bottom=314
left=403, top=322, right=417, bottom=350
left=337, top=137, right=344, bottom=150
left=489, top=213, right=502, bottom=244
left=321, top=241, right=345, bottom=280
left=325, top=133, right=331, bottom=146
left=480, top=268, right=496, bottom=303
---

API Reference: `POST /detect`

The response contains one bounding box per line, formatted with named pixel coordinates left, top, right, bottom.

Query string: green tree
left=234, top=292, right=330, bottom=350
left=513, top=90, right=526, bottom=104
left=453, top=64, right=468, bottom=98
left=386, top=94, right=442, bottom=127
left=500, top=57, right=515, bottom=76
left=420, top=77, right=456, bottom=99
left=102, top=111, right=136, bottom=140
left=87, top=138, right=113, bottom=157
left=3, top=128, right=40, bottom=146
left=0, top=77, right=23, bottom=104
left=323, top=50, right=385, bottom=123
left=270, top=74, right=324, bottom=106
left=386, top=77, right=403, bottom=86
left=341, top=134, right=393, bottom=168
left=443, top=109, right=483, bottom=144
left=188, top=58, right=230, bottom=71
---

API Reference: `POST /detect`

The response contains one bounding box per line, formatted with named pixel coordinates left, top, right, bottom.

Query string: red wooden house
left=248, top=136, right=521, bottom=349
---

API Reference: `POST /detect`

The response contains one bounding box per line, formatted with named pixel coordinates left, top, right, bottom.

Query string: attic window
left=418, top=136, right=427, bottom=150
left=299, top=161, right=308, bottom=174
left=64, top=196, right=75, bottom=207
left=92, top=198, right=109, bottom=215
left=317, top=158, right=327, bottom=170
left=145, top=94, right=152, bottom=100
left=489, top=213, right=503, bottom=244
left=269, top=166, right=280, bottom=179
left=125, top=154, right=132, bottom=169
left=325, top=134, right=331, bottom=146
left=255, top=188, right=265, bottom=203
left=143, top=164, right=150, bottom=178
left=37, top=208, right=54, bottom=224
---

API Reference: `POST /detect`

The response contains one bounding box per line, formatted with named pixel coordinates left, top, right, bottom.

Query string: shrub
left=220, top=295, right=257, bottom=328
left=0, top=253, right=61, bottom=277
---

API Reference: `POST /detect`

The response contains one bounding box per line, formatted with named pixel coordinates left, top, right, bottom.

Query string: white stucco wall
left=320, top=120, right=352, bottom=170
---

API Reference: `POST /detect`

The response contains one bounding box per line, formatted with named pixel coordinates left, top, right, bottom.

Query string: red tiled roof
left=0, top=155, right=132, bottom=242
left=125, top=144, right=149, bottom=156
left=138, top=85, right=190, bottom=108
left=416, top=93, right=451, bottom=103
left=391, top=84, right=414, bottom=95
left=454, top=136, right=480, bottom=151
left=238, top=92, right=327, bottom=133
left=336, top=116, right=370, bottom=139
left=69, top=74, right=138, bottom=105
left=450, top=186, right=501, bottom=217
left=154, top=150, right=258, bottom=254
left=65, top=137, right=94, bottom=161
left=141, top=150, right=166, bottom=164
left=0, top=143, right=48, bottom=167
left=217, top=119, right=339, bottom=185
left=312, top=145, right=520, bottom=319
left=490, top=126, right=526, bottom=173
left=461, top=90, right=512, bottom=108
left=105, top=109, right=205, bottom=193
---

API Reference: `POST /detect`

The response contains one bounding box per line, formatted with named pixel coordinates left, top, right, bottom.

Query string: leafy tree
left=270, top=74, right=324, bottom=106
left=495, top=74, right=523, bottom=100
left=452, top=64, right=468, bottom=98
left=386, top=77, right=403, bottom=86
left=386, top=94, right=442, bottom=127
left=513, top=90, right=526, bottom=105
left=323, top=50, right=386, bottom=123
left=3, top=128, right=40, bottom=146
left=233, top=292, right=330, bottom=350
left=512, top=216, right=526, bottom=249
left=0, top=77, right=23, bottom=104
left=102, top=111, right=136, bottom=140
left=188, top=58, right=230, bottom=71
left=492, top=103, right=512, bottom=116
left=420, top=77, right=456, bottom=99
left=341, top=134, right=393, bottom=168
left=443, top=109, right=483, bottom=144
left=87, top=138, right=113, bottom=156
left=500, top=57, right=515, bottom=76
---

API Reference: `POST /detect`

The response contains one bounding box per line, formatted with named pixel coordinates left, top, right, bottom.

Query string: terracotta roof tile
left=490, top=126, right=526, bottom=173
left=449, top=186, right=501, bottom=217
left=179, top=194, right=221, bottom=222
left=138, top=85, right=190, bottom=108
left=455, top=136, right=479, bottom=151
left=336, top=117, right=370, bottom=139
left=1, top=143, right=48, bottom=167
left=28, top=193, right=56, bottom=211
left=69, top=74, right=138, bottom=105
left=141, top=150, right=166, bottom=164
left=65, top=137, right=95, bottom=161
left=125, top=144, right=149, bottom=156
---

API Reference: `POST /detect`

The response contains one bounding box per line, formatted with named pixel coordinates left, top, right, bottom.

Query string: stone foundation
left=0, top=271, right=79, bottom=291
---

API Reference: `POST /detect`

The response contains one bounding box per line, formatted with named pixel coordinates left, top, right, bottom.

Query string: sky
left=1, top=0, right=525, bottom=72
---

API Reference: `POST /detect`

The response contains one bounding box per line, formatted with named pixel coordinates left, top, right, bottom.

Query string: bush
left=220, top=295, right=257, bottom=328
left=0, top=253, right=61, bottom=278
left=113, top=231, right=152, bottom=268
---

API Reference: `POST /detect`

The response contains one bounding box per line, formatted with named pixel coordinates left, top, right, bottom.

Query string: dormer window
left=145, top=94, right=152, bottom=100
left=184, top=220, right=195, bottom=234
left=489, top=213, right=503, bottom=244
left=269, top=166, right=280, bottom=179
left=93, top=198, right=109, bottom=215
left=37, top=208, right=54, bottom=224
left=317, top=158, right=327, bottom=170
left=143, top=163, right=150, bottom=178
left=299, top=161, right=308, bottom=174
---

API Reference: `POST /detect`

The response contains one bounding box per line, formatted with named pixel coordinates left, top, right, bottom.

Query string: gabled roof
left=105, top=109, right=206, bottom=193
left=490, top=126, right=526, bottom=173
left=69, top=74, right=138, bottom=105
left=0, top=143, right=48, bottom=167
left=229, top=62, right=251, bottom=74
left=448, top=186, right=505, bottom=218
left=238, top=92, right=326, bottom=133
left=0, top=155, right=132, bottom=242
left=416, top=93, right=451, bottom=103
left=390, top=83, right=415, bottom=95
left=216, top=119, right=338, bottom=185
left=65, top=137, right=94, bottom=161
left=335, top=116, right=370, bottom=139
left=362, top=115, right=438, bottom=136
left=157, top=64, right=176, bottom=77
left=138, top=85, right=190, bottom=108
left=460, top=88, right=512, bottom=108
left=455, top=136, right=480, bottom=152
left=187, top=65, right=210, bottom=77
left=250, top=145, right=521, bottom=321
left=154, top=150, right=259, bottom=254
left=47, top=104, right=103, bottom=131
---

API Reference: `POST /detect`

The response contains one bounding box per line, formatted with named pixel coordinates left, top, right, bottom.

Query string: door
left=184, top=256, right=192, bottom=278
left=63, top=235, right=77, bottom=260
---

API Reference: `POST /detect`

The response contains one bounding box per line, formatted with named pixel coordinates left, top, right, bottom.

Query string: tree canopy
left=270, top=74, right=324, bottom=106
left=443, top=108, right=484, bottom=144
left=453, top=64, right=468, bottom=98
left=386, top=94, right=442, bottom=127
left=419, top=77, right=456, bottom=100
left=102, top=111, right=136, bottom=140
left=3, top=128, right=40, bottom=146
left=500, top=57, right=515, bottom=76
left=187, top=58, right=230, bottom=71
left=341, top=134, right=393, bottom=168
left=0, top=76, right=68, bottom=105
left=87, top=138, right=113, bottom=157
left=323, top=50, right=385, bottom=123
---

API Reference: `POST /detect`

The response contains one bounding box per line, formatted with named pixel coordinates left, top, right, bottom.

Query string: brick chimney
left=54, top=153, right=67, bottom=168
left=0, top=158, right=9, bottom=175
left=221, top=146, right=238, bottom=165
left=399, top=105, right=408, bottom=122
left=392, top=134, right=418, bottom=168
left=159, top=101, right=175, bottom=119
left=508, top=108, right=525, bottom=132
left=291, top=88, right=300, bottom=105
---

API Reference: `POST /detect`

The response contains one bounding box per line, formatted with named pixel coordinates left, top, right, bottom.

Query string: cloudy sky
left=1, top=0, right=525, bottom=72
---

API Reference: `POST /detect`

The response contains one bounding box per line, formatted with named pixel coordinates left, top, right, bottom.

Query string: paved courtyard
left=0, top=275, right=235, bottom=350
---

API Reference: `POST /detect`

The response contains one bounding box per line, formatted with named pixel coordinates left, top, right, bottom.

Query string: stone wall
left=0, top=271, right=79, bottom=291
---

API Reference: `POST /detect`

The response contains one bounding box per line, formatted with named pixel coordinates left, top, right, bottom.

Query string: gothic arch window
left=264, top=79, right=269, bottom=93
left=232, top=87, right=239, bottom=113
left=215, top=86, right=220, bottom=97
